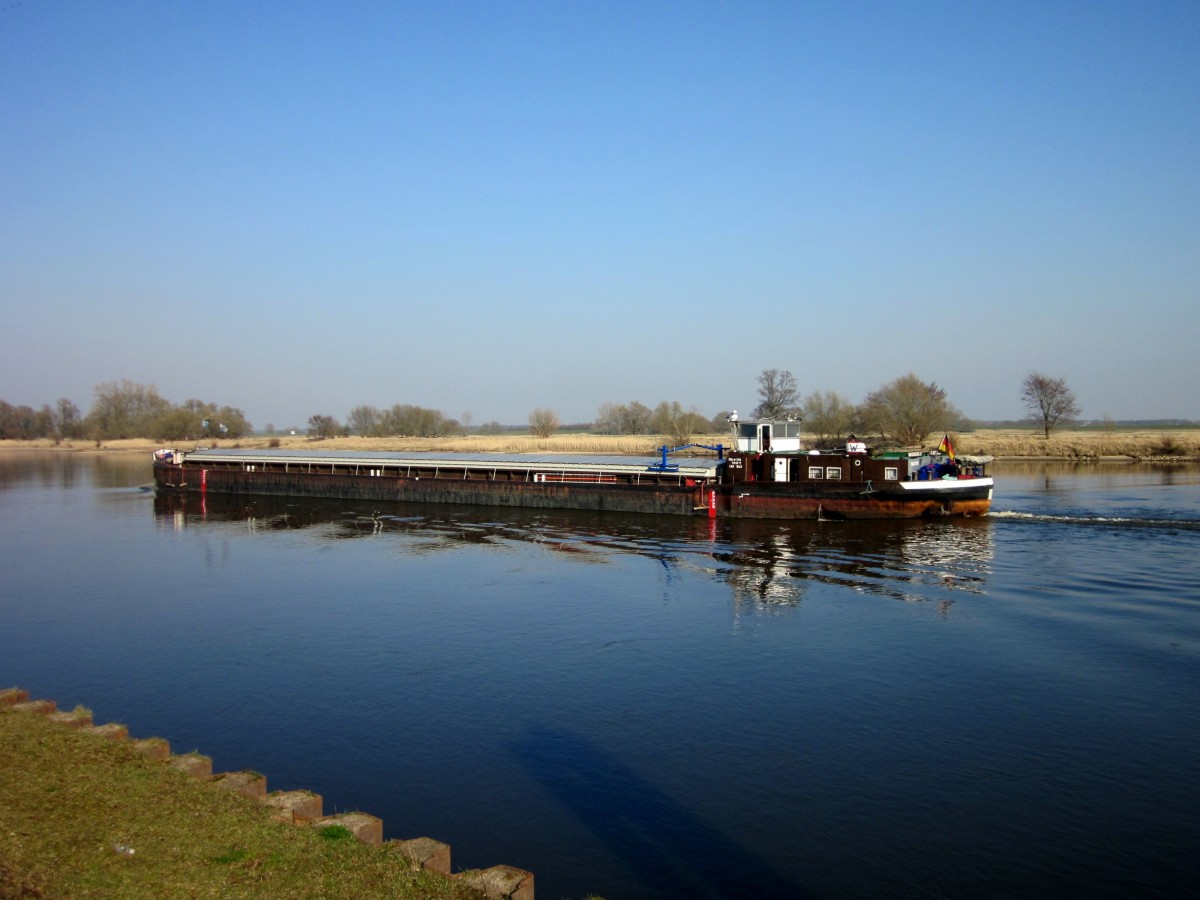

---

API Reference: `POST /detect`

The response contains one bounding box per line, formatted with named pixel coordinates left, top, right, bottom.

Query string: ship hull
left=154, top=462, right=707, bottom=516
left=716, top=481, right=993, bottom=519
left=154, top=460, right=991, bottom=520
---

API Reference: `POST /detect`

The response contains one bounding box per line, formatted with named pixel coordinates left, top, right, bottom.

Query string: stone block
left=82, top=722, right=128, bottom=741
left=0, top=687, right=29, bottom=706
left=387, top=836, right=451, bottom=874
left=456, top=865, right=535, bottom=900
left=212, top=770, right=267, bottom=799
left=169, top=753, right=213, bottom=779
left=131, top=737, right=171, bottom=760
left=264, top=790, right=323, bottom=823
left=12, top=699, right=56, bottom=715
left=48, top=708, right=93, bottom=729
left=314, top=812, right=383, bottom=847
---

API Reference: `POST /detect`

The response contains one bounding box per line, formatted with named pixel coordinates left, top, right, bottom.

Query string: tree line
left=0, top=380, right=250, bottom=442
left=307, top=405, right=513, bottom=439
left=751, top=369, right=965, bottom=447
left=593, top=401, right=721, bottom=442
left=305, top=400, right=718, bottom=442
left=751, top=368, right=1081, bottom=446
left=2, top=370, right=1080, bottom=445
left=311, top=371, right=1080, bottom=445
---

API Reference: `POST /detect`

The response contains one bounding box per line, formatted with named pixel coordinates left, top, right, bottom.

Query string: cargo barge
left=153, top=418, right=993, bottom=520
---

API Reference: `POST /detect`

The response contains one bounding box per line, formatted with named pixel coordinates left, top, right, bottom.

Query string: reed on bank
left=2, top=428, right=1198, bottom=460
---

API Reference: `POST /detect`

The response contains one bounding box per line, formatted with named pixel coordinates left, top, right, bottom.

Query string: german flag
left=937, top=434, right=955, bottom=459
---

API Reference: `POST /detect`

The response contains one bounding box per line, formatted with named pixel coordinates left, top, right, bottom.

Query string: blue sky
left=3, top=0, right=1198, bottom=430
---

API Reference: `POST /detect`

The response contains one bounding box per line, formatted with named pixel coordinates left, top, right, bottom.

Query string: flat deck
left=169, top=448, right=723, bottom=480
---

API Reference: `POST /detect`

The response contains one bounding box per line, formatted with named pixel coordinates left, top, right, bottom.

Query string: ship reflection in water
left=716, top=517, right=993, bottom=612
left=153, top=492, right=994, bottom=615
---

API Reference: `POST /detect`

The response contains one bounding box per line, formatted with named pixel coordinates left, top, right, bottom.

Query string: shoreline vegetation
left=0, top=701, right=495, bottom=900
left=1, top=428, right=1198, bottom=461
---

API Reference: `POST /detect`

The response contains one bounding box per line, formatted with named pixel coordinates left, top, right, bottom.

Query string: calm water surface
left=2, top=455, right=1199, bottom=898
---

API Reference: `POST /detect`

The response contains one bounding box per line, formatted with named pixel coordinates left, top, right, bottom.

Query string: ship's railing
left=197, top=457, right=706, bottom=486
left=534, top=473, right=618, bottom=484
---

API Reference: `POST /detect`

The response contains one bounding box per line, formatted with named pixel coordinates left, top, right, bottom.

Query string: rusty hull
left=156, top=461, right=991, bottom=520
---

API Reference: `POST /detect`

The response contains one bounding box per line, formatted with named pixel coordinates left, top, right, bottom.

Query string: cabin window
left=884, top=467, right=899, bottom=481
left=825, top=467, right=842, bottom=480
left=781, top=423, right=802, bottom=438
left=808, top=466, right=823, bottom=479
left=738, top=424, right=757, bottom=440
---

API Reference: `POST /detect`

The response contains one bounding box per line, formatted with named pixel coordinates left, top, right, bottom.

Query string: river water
left=2, top=454, right=1198, bottom=899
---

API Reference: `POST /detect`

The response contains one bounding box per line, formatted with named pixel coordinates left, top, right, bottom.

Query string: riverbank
left=0, top=691, right=532, bottom=899
left=3, top=428, right=1197, bottom=460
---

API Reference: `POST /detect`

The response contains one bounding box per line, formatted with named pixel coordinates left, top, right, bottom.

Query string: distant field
left=5, top=428, right=1198, bottom=459
left=953, top=428, right=1199, bottom=459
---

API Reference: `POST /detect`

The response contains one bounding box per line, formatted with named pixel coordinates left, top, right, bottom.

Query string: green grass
left=0, top=709, right=482, bottom=899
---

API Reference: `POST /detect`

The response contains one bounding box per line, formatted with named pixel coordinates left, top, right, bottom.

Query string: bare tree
left=152, top=407, right=200, bottom=441
left=307, top=414, right=342, bottom=439
left=594, top=401, right=653, bottom=434
left=801, top=390, right=858, bottom=448
left=1021, top=373, right=1080, bottom=438
left=172, top=399, right=250, bottom=439
left=0, top=401, right=46, bottom=439
left=347, top=405, right=383, bottom=436
left=54, top=398, right=81, bottom=439
left=528, top=408, right=560, bottom=438
left=754, top=369, right=800, bottom=419
left=594, top=402, right=623, bottom=433
left=650, top=401, right=710, bottom=444
left=859, top=374, right=959, bottom=446
left=381, top=404, right=446, bottom=437
left=86, top=380, right=171, bottom=439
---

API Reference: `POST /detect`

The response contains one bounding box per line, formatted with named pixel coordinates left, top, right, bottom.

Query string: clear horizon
left=3, top=1, right=1198, bottom=428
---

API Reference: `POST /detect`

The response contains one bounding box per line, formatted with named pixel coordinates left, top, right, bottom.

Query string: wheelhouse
left=723, top=418, right=987, bottom=487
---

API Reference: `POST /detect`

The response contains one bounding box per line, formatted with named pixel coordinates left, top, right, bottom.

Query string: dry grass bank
left=3, top=428, right=1197, bottom=459
left=950, top=428, right=1200, bottom=460
left=0, top=434, right=706, bottom=456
